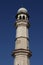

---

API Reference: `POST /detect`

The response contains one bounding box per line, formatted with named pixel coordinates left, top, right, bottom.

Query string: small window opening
left=23, top=16, right=25, bottom=19
left=19, top=16, right=21, bottom=19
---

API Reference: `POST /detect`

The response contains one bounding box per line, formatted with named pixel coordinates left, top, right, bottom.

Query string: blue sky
left=0, top=0, right=43, bottom=65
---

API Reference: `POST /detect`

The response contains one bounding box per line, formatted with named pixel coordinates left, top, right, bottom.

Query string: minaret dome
left=16, top=7, right=29, bottom=19
left=17, top=7, right=28, bottom=14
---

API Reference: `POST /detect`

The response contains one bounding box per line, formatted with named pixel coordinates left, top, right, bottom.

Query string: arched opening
left=19, top=16, right=21, bottom=19
left=23, top=16, right=25, bottom=19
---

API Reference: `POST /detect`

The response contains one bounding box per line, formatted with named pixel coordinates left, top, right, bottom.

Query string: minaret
left=12, top=7, right=32, bottom=65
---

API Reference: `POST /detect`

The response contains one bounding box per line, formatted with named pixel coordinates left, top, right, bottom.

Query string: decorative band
left=14, top=21, right=30, bottom=28
left=14, top=36, right=30, bottom=41
left=12, top=49, right=32, bottom=57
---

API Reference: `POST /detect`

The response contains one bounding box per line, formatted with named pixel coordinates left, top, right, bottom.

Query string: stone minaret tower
left=12, top=7, right=32, bottom=65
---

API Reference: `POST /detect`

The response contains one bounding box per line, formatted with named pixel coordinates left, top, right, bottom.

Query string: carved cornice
left=14, top=20, right=30, bottom=28
left=12, top=49, right=32, bottom=57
